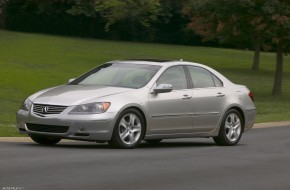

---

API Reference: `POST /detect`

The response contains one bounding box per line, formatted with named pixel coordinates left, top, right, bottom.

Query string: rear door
left=186, top=66, right=226, bottom=133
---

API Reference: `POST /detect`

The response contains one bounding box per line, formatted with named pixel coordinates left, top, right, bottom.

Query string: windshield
left=69, top=63, right=161, bottom=89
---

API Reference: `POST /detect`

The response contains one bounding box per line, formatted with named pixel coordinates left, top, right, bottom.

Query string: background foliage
left=3, top=0, right=211, bottom=45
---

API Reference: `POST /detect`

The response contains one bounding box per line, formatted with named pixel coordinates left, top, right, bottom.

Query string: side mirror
left=153, top=84, right=173, bottom=94
left=68, top=78, right=76, bottom=83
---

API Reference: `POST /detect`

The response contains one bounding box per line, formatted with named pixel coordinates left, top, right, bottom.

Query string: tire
left=213, top=109, right=243, bottom=146
left=145, top=139, right=162, bottom=144
left=109, top=109, right=145, bottom=149
left=29, top=135, right=61, bottom=145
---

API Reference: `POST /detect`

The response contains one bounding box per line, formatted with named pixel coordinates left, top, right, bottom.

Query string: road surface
left=1, top=126, right=290, bottom=190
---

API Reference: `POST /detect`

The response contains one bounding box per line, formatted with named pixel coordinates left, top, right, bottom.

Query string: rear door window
left=187, top=66, right=215, bottom=88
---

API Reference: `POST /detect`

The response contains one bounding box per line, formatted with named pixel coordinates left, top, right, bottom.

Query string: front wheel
left=213, top=109, right=243, bottom=146
left=109, top=109, right=145, bottom=149
left=29, top=135, right=61, bottom=145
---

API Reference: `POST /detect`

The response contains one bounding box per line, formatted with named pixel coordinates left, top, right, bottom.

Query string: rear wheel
left=109, top=109, right=145, bottom=149
left=29, top=135, right=61, bottom=145
left=213, top=109, right=243, bottom=146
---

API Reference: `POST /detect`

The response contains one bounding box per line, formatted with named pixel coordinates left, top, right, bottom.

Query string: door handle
left=182, top=94, right=192, bottom=100
left=216, top=92, right=225, bottom=97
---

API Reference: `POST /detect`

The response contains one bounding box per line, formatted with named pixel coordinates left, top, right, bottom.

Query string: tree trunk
left=252, top=42, right=260, bottom=71
left=272, top=47, right=283, bottom=96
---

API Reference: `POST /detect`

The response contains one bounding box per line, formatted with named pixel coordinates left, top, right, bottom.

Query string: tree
left=0, top=0, right=7, bottom=14
left=184, top=0, right=290, bottom=96
left=68, top=0, right=162, bottom=41
left=184, top=0, right=269, bottom=71
left=262, top=0, right=290, bottom=96
left=153, top=0, right=191, bottom=45
left=0, top=0, right=8, bottom=28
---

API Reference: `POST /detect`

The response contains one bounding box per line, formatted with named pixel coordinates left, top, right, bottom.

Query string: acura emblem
left=42, top=106, right=49, bottom=113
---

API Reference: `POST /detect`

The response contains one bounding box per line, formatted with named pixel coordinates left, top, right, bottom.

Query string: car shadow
left=15, top=139, right=217, bottom=149
left=138, top=141, right=216, bottom=149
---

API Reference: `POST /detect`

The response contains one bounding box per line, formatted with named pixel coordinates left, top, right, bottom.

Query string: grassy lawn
left=0, top=30, right=289, bottom=137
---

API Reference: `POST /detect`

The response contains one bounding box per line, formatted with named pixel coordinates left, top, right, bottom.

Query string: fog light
left=17, top=122, right=25, bottom=128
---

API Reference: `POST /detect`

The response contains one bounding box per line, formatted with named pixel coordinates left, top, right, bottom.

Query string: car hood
left=32, top=85, right=133, bottom=106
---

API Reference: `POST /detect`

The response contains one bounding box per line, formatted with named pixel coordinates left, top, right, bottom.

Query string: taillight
left=248, top=91, right=254, bottom=102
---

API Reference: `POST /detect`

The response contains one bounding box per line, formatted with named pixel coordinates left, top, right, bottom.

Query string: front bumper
left=16, top=108, right=117, bottom=141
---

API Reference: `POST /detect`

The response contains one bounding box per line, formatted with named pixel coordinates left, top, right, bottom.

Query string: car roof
left=109, top=59, right=203, bottom=67
left=119, top=59, right=172, bottom=63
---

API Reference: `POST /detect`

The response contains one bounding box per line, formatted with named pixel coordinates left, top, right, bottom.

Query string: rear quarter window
left=212, top=74, right=223, bottom=87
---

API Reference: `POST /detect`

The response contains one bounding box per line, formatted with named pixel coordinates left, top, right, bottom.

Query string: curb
left=253, top=120, right=290, bottom=129
left=0, top=121, right=289, bottom=142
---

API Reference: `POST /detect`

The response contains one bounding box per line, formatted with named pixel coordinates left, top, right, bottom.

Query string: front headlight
left=69, top=102, right=111, bottom=114
left=20, top=99, right=32, bottom=111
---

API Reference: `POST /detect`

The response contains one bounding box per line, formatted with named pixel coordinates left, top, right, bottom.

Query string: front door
left=148, top=66, right=194, bottom=135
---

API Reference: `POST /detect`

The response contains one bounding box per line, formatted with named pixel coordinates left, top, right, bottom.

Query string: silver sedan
left=16, top=59, right=256, bottom=148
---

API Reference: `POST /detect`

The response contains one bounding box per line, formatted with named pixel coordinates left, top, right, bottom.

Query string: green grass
left=0, top=30, right=289, bottom=136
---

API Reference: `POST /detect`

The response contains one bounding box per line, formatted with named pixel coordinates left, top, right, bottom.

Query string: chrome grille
left=33, top=104, right=67, bottom=116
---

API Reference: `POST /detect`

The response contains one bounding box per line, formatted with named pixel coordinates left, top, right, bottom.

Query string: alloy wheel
left=118, top=113, right=142, bottom=145
left=224, top=113, right=241, bottom=142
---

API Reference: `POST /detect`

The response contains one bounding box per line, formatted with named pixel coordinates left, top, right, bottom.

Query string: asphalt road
left=1, top=126, right=290, bottom=190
